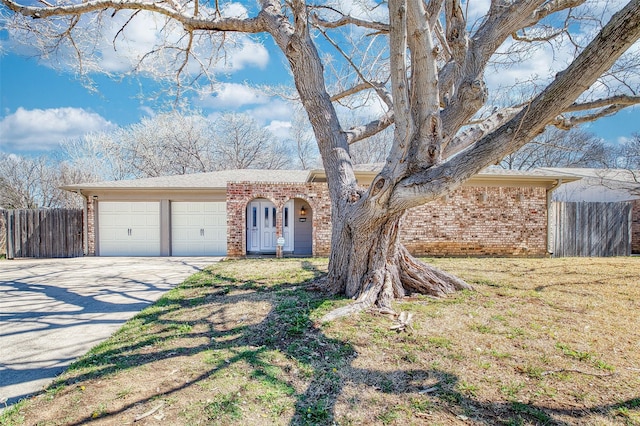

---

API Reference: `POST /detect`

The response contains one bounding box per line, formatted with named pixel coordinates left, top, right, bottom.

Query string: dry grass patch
left=1, top=257, right=639, bottom=426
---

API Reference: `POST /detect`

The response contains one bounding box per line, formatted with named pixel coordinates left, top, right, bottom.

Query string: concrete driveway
left=0, top=256, right=218, bottom=408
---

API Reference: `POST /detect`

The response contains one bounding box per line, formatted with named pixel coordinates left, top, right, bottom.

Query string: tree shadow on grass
left=13, top=260, right=639, bottom=425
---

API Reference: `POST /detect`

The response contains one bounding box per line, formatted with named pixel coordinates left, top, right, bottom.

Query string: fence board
left=553, top=202, right=631, bottom=257
left=3, top=209, right=83, bottom=259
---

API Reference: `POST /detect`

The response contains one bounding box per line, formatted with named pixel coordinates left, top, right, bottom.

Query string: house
left=61, top=167, right=580, bottom=258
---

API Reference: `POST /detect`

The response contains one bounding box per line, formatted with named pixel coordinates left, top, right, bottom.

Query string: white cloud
left=220, top=2, right=249, bottom=18
left=247, top=99, right=295, bottom=124
left=466, top=0, right=491, bottom=26
left=203, top=97, right=295, bottom=134
left=214, top=40, right=269, bottom=72
left=484, top=37, right=577, bottom=103
left=617, top=136, right=631, bottom=144
left=196, top=83, right=270, bottom=109
left=265, top=120, right=292, bottom=138
left=0, top=107, right=116, bottom=152
left=139, top=106, right=157, bottom=117
left=322, top=0, right=388, bottom=22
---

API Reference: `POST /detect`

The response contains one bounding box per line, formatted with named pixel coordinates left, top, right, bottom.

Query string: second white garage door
left=171, top=202, right=227, bottom=256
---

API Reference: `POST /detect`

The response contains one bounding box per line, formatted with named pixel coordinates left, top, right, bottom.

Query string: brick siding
left=632, top=200, right=640, bottom=254
left=226, top=182, right=549, bottom=258
left=226, top=182, right=332, bottom=257
left=0, top=210, right=6, bottom=257
left=401, top=186, right=547, bottom=257
left=87, top=198, right=96, bottom=255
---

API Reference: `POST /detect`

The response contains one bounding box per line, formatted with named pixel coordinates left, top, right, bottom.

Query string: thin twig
left=541, top=368, right=616, bottom=378
left=134, top=402, right=165, bottom=422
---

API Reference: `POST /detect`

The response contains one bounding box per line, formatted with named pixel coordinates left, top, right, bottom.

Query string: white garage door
left=98, top=202, right=161, bottom=256
left=171, top=202, right=227, bottom=256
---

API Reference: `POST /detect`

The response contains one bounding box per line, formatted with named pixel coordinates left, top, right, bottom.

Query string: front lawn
left=2, top=257, right=639, bottom=425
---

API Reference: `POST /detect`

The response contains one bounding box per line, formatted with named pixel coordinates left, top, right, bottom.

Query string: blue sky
left=0, top=27, right=298, bottom=156
left=1, top=0, right=639, bottom=158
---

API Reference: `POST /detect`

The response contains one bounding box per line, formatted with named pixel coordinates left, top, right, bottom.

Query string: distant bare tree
left=212, top=112, right=291, bottom=170
left=64, top=110, right=292, bottom=179
left=63, top=131, right=133, bottom=181
left=125, top=111, right=216, bottom=177
left=500, top=128, right=613, bottom=170
left=618, top=133, right=640, bottom=169
left=611, top=133, right=640, bottom=196
left=0, top=154, right=88, bottom=209
left=350, top=128, right=393, bottom=165
left=289, top=108, right=320, bottom=170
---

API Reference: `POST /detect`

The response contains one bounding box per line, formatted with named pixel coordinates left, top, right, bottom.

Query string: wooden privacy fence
left=552, top=201, right=632, bottom=257
left=2, top=209, right=83, bottom=259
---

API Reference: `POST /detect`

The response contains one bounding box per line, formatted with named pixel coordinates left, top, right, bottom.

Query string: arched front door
left=246, top=199, right=295, bottom=254
left=247, top=199, right=276, bottom=253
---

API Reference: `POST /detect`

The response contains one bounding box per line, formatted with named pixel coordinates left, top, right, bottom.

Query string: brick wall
left=401, top=186, right=548, bottom=257
left=0, top=210, right=6, bottom=257
left=226, top=182, right=332, bottom=257
left=226, top=183, right=549, bottom=258
left=632, top=200, right=640, bottom=254
left=87, top=198, right=96, bottom=256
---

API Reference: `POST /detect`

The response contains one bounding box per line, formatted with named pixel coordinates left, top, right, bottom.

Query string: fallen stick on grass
left=134, top=402, right=165, bottom=422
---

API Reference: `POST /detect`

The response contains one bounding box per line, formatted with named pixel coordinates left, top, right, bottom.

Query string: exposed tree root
left=398, top=246, right=473, bottom=296
left=320, top=271, right=385, bottom=323
left=320, top=245, right=473, bottom=323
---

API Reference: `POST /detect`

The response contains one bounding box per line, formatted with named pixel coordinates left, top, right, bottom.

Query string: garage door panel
left=130, top=216, right=157, bottom=227
left=98, top=202, right=161, bottom=256
left=131, top=203, right=156, bottom=213
left=204, top=216, right=223, bottom=227
left=171, top=202, right=227, bottom=256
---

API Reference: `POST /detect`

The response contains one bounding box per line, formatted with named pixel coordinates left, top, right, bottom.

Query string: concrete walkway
left=0, top=256, right=218, bottom=408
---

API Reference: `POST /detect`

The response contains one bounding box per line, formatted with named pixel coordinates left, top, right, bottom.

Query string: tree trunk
left=320, top=206, right=472, bottom=323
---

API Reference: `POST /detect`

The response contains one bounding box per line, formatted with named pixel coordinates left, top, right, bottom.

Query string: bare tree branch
left=1, top=0, right=267, bottom=33
left=444, top=107, right=522, bottom=159
left=527, top=0, right=587, bottom=26
left=345, top=112, right=394, bottom=145
left=565, top=94, right=640, bottom=112
left=311, top=10, right=388, bottom=32
left=511, top=27, right=567, bottom=42
left=552, top=104, right=628, bottom=130
left=330, top=81, right=390, bottom=105
left=548, top=95, right=640, bottom=129
left=318, top=28, right=393, bottom=111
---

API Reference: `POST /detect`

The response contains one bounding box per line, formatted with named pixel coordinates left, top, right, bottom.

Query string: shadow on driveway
left=0, top=256, right=217, bottom=407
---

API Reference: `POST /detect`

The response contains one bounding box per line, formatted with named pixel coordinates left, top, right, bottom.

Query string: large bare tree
left=3, top=0, right=640, bottom=319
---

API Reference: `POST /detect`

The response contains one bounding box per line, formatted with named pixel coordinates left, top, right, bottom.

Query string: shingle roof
left=61, top=166, right=583, bottom=192
left=539, top=167, right=640, bottom=184
left=61, top=169, right=312, bottom=191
